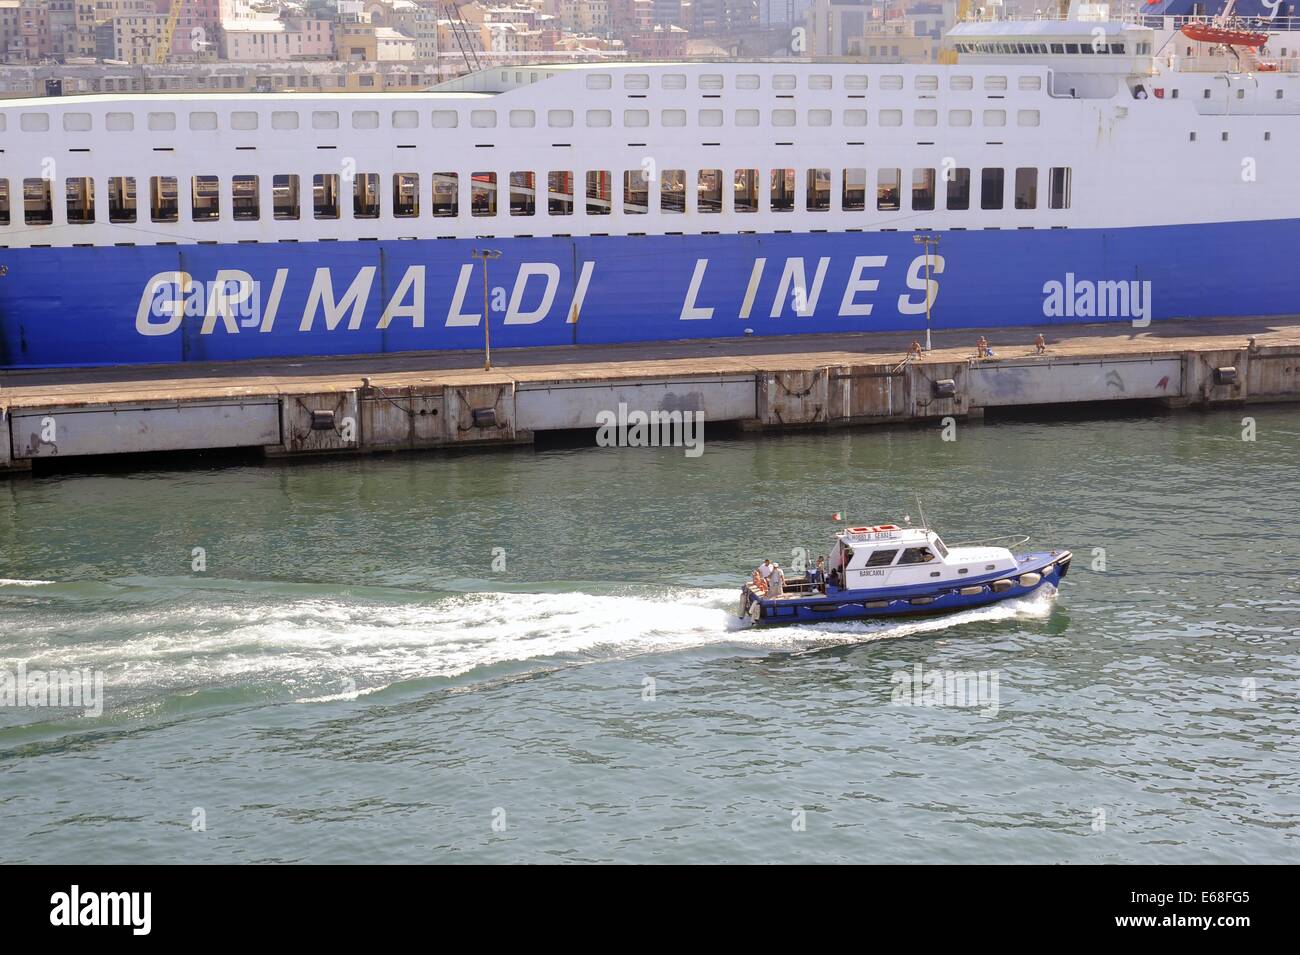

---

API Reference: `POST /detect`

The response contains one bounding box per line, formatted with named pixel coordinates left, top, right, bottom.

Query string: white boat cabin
left=828, top=524, right=1020, bottom=591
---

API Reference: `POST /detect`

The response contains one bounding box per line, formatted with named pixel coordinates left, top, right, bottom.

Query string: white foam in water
left=0, top=578, right=56, bottom=587
left=1, top=584, right=1056, bottom=703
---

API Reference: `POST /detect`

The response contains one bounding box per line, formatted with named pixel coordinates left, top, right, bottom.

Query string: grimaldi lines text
left=1, top=12, right=1298, bottom=368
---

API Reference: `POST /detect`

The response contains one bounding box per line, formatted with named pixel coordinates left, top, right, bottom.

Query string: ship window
left=734, top=169, right=759, bottom=212
left=772, top=109, right=796, bottom=127
left=1018, top=109, right=1040, bottom=127
left=879, top=109, right=902, bottom=126
left=150, top=176, right=177, bottom=223
left=912, top=168, right=936, bottom=211
left=233, top=175, right=259, bottom=221
left=24, top=179, right=52, bottom=225
left=1203, top=89, right=1211, bottom=98
left=64, top=112, right=91, bottom=132
left=353, top=173, right=380, bottom=219
left=981, top=168, right=1004, bottom=210
left=844, top=109, right=867, bottom=126
left=865, top=549, right=898, bottom=566
left=314, top=173, right=340, bottom=219
left=773, top=74, right=796, bottom=91
left=191, top=175, right=220, bottom=221
left=585, top=74, right=611, bottom=90
left=232, top=112, right=257, bottom=131
left=273, top=111, right=300, bottom=130
left=471, top=110, right=497, bottom=128
left=585, top=171, right=611, bottom=215
left=770, top=169, right=795, bottom=212
left=1048, top=167, right=1071, bottom=209
left=881, top=74, right=903, bottom=90
left=700, top=74, right=724, bottom=91
left=393, top=110, right=418, bottom=129
left=877, top=168, right=900, bottom=211
left=274, top=174, right=300, bottom=220
left=663, top=74, right=686, bottom=90
left=985, top=75, right=1008, bottom=91
left=190, top=111, right=218, bottom=131
left=737, top=74, right=760, bottom=90
left=811, top=74, right=833, bottom=90
left=548, top=171, right=573, bottom=215
left=807, top=169, right=830, bottom=211
left=661, top=169, right=686, bottom=213
left=983, top=109, right=1006, bottom=127
left=736, top=109, right=760, bottom=127
left=0, top=179, right=8, bottom=225
left=106, top=112, right=134, bottom=131
left=699, top=109, right=723, bottom=127
left=624, top=109, right=649, bottom=127
left=432, top=173, right=458, bottom=217
left=509, top=109, right=535, bottom=128
left=1065, top=43, right=1079, bottom=54
left=510, top=172, right=535, bottom=216
left=623, top=170, right=647, bottom=214
left=949, top=108, right=972, bottom=126
left=809, top=109, right=832, bottom=127
left=393, top=173, right=419, bottom=217
left=898, top=547, right=936, bottom=565
left=1110, top=43, right=1125, bottom=53
left=472, top=173, right=498, bottom=217
left=66, top=177, right=94, bottom=224
left=915, top=109, right=938, bottom=127
left=1050, top=43, right=1064, bottom=53
left=624, top=73, right=650, bottom=91
left=842, top=168, right=866, bottom=211
left=353, top=110, right=379, bottom=130
left=662, top=109, right=686, bottom=127
left=845, top=75, right=867, bottom=91
left=698, top=169, right=722, bottom=214
left=431, top=110, right=458, bottom=128
left=586, top=109, right=612, bottom=128
left=932, top=537, right=949, bottom=558
left=1015, top=167, right=1037, bottom=209
left=947, top=168, right=971, bottom=210
left=548, top=109, right=574, bottom=128
left=949, top=75, right=972, bottom=91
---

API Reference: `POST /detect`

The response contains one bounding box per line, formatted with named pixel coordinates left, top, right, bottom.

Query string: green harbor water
left=1, top=405, right=1297, bottom=863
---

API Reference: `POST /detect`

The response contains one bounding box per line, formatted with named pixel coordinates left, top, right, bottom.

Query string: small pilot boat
left=740, top=523, right=1070, bottom=627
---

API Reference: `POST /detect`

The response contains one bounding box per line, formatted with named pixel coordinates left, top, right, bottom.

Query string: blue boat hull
left=742, top=552, right=1070, bottom=627
left=1, top=219, right=1294, bottom=369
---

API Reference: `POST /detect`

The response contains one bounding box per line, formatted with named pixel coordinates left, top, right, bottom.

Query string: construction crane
left=154, top=0, right=183, bottom=65
left=442, top=2, right=482, bottom=74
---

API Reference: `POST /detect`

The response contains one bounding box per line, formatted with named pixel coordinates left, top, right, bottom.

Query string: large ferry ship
left=1, top=1, right=1297, bottom=368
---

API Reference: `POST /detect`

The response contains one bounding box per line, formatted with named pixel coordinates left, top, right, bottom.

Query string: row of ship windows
left=0, top=167, right=1073, bottom=225
left=952, top=41, right=1152, bottom=55
left=581, top=72, right=1041, bottom=93
left=1, top=105, right=1042, bottom=134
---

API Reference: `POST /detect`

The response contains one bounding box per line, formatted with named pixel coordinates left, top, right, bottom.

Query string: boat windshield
left=931, top=536, right=949, bottom=558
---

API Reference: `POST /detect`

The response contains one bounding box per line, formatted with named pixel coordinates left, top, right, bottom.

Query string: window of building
left=191, top=175, right=220, bottom=221
left=912, top=168, right=936, bottom=211
left=66, top=177, right=95, bottom=224
left=623, top=170, right=648, bottom=214
left=807, top=168, right=830, bottom=211
left=1048, top=167, right=1072, bottom=209
left=510, top=172, right=536, bottom=216
left=734, top=169, right=759, bottom=212
left=314, top=173, right=340, bottom=219
left=947, top=168, right=971, bottom=210
left=842, top=168, right=866, bottom=211
left=393, top=173, right=419, bottom=217
left=432, top=172, right=458, bottom=216
left=771, top=168, right=795, bottom=211
left=151, top=176, right=177, bottom=223
left=471, top=172, right=497, bottom=216
left=698, top=169, right=722, bottom=213
left=274, top=174, right=300, bottom=220
left=661, top=169, right=686, bottom=213
left=585, top=171, right=611, bottom=215
left=233, top=175, right=259, bottom=221
left=1014, top=167, right=1037, bottom=209
left=981, top=167, right=1004, bottom=210
left=353, top=173, right=380, bottom=219
left=877, top=168, right=900, bottom=211
left=548, top=171, right=573, bottom=215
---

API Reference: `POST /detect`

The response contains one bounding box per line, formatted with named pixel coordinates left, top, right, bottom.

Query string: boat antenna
left=916, top=496, right=930, bottom=532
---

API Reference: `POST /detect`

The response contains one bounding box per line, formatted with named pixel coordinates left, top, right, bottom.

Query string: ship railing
left=1176, top=53, right=1300, bottom=72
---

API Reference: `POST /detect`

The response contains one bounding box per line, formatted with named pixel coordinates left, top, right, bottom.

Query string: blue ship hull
left=1, top=219, right=1294, bottom=369
left=742, top=552, right=1070, bottom=626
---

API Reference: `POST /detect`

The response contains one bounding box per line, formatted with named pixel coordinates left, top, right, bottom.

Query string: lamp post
left=471, top=248, right=501, bottom=370
left=912, top=232, right=939, bottom=353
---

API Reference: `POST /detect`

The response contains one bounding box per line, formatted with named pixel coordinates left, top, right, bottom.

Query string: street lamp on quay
left=471, top=248, right=501, bottom=371
left=912, top=232, right=939, bottom=354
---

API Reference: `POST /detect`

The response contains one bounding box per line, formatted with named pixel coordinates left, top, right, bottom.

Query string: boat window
left=947, top=167, right=971, bottom=210
left=106, top=176, right=136, bottom=223
left=233, top=175, right=259, bottom=221
left=770, top=169, right=795, bottom=211
left=898, top=547, right=937, bottom=565
left=150, top=176, right=177, bottom=223
left=1048, top=167, right=1071, bottom=209
left=548, top=171, right=574, bottom=215
left=661, top=169, right=686, bottom=213
left=432, top=173, right=458, bottom=217
left=585, top=171, right=611, bottom=215
left=314, top=173, right=340, bottom=219
left=510, top=172, right=536, bottom=216
left=981, top=168, right=1004, bottom=210
left=1014, top=167, right=1037, bottom=209
left=912, top=168, right=936, bottom=211
left=877, top=168, right=900, bottom=211
left=865, top=549, right=898, bottom=567
left=393, top=173, right=419, bottom=218
left=66, top=177, right=94, bottom=224
left=274, top=175, right=300, bottom=220
left=191, top=175, right=220, bottom=222
left=807, top=169, right=830, bottom=211
left=0, top=178, right=8, bottom=225
left=734, top=169, right=759, bottom=212
left=353, top=173, right=380, bottom=219
left=623, top=170, right=648, bottom=214
left=698, top=169, right=722, bottom=213
left=471, top=172, right=498, bottom=217
left=842, top=168, right=866, bottom=211
left=931, top=537, right=949, bottom=558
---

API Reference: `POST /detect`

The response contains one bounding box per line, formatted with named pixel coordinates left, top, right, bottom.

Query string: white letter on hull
left=446, top=264, right=480, bottom=327
left=739, top=259, right=766, bottom=320
left=136, top=271, right=191, bottom=336
left=504, top=263, right=560, bottom=325
left=679, top=259, right=714, bottom=321
left=897, top=254, right=945, bottom=315
left=258, top=269, right=289, bottom=333
left=201, top=269, right=255, bottom=335
left=378, top=265, right=426, bottom=329
left=771, top=257, right=829, bottom=318
left=300, top=267, right=376, bottom=331
left=838, top=255, right=888, bottom=317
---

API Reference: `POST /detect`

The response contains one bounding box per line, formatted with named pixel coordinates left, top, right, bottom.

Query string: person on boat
left=758, top=559, right=774, bottom=586
left=768, top=564, right=785, bottom=599
left=808, top=557, right=827, bottom=593
left=751, top=569, right=767, bottom=594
